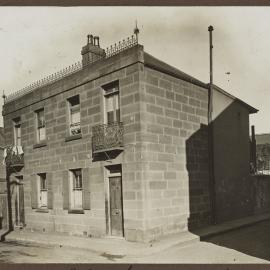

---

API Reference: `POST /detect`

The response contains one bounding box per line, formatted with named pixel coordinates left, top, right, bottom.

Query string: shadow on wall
left=185, top=100, right=270, bottom=261
left=186, top=123, right=211, bottom=230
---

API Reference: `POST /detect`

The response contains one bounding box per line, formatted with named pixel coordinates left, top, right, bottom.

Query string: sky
left=0, top=6, right=269, bottom=134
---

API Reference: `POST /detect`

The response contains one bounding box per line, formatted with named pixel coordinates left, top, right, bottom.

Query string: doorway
left=106, top=164, right=124, bottom=237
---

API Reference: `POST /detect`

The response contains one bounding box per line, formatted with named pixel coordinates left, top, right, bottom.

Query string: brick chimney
left=81, top=34, right=105, bottom=66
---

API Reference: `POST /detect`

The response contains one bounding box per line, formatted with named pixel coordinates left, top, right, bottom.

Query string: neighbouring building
left=1, top=32, right=260, bottom=242
left=254, top=133, right=270, bottom=174
left=0, top=127, right=7, bottom=230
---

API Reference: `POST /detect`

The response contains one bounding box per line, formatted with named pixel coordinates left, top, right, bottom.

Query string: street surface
left=1, top=220, right=270, bottom=263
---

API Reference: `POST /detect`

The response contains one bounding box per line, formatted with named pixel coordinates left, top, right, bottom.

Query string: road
left=1, top=220, right=270, bottom=263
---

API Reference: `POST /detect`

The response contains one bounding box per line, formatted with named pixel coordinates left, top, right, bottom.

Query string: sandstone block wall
left=139, top=66, right=211, bottom=240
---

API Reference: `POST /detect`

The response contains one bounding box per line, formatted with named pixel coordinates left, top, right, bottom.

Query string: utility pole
left=208, top=25, right=214, bottom=123
left=208, top=25, right=216, bottom=225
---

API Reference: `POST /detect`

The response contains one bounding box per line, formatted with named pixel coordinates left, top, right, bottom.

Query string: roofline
left=144, top=52, right=258, bottom=114
left=210, top=84, right=258, bottom=114
left=144, top=52, right=208, bottom=90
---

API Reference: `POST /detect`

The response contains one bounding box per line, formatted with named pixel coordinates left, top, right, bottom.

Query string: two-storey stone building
left=2, top=33, right=258, bottom=242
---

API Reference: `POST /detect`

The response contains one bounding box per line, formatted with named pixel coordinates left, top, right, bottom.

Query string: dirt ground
left=1, top=220, right=270, bottom=264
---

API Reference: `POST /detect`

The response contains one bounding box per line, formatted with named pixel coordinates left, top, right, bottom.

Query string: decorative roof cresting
left=5, top=34, right=138, bottom=103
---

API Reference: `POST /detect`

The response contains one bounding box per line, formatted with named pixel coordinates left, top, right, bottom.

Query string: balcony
left=4, top=145, right=24, bottom=169
left=92, top=122, right=124, bottom=154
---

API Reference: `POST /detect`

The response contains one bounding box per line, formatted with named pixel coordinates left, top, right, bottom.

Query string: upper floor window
left=36, top=109, right=46, bottom=143
left=13, top=117, right=21, bottom=146
left=67, top=95, right=81, bottom=136
left=103, top=81, right=120, bottom=124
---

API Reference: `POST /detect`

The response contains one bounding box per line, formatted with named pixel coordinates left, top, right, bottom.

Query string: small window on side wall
left=67, top=95, right=81, bottom=136
left=36, top=109, right=46, bottom=143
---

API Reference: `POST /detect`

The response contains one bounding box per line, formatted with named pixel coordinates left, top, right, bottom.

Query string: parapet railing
left=5, top=35, right=138, bottom=103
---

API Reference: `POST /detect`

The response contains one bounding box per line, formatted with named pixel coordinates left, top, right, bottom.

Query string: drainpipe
left=208, top=25, right=216, bottom=225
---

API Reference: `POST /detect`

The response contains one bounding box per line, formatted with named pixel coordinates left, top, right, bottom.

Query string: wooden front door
left=109, top=176, right=123, bottom=237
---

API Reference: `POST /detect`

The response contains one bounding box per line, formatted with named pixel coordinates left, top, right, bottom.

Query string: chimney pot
left=93, top=36, right=98, bottom=46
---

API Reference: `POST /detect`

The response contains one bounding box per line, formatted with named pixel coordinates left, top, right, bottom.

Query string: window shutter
left=82, top=168, right=91, bottom=210
left=47, top=173, right=53, bottom=209
left=31, top=176, right=38, bottom=209
left=62, top=170, right=69, bottom=210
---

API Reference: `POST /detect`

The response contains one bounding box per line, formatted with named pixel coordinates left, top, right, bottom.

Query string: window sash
left=37, top=110, right=45, bottom=128
left=38, top=174, right=47, bottom=208
left=40, top=177, right=47, bottom=190
left=14, top=121, right=21, bottom=146
left=14, top=125, right=22, bottom=146
left=69, top=169, right=83, bottom=209
left=40, top=190, right=48, bottom=207
left=104, top=92, right=120, bottom=124
left=72, top=171, right=82, bottom=189
left=69, top=98, right=81, bottom=135
left=38, top=126, right=46, bottom=142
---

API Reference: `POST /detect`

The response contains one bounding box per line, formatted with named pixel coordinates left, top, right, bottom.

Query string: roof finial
left=134, top=20, right=139, bottom=42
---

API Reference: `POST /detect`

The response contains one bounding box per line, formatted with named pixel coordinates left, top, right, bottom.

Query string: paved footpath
left=1, top=220, right=270, bottom=263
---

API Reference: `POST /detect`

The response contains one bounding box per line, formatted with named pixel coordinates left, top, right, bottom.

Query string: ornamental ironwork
left=5, top=35, right=138, bottom=103
left=70, top=122, right=81, bottom=135
left=92, top=122, right=124, bottom=153
left=4, top=145, right=24, bottom=168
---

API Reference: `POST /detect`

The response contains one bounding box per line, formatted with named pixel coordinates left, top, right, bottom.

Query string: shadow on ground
left=185, top=100, right=270, bottom=262
left=201, top=220, right=270, bottom=262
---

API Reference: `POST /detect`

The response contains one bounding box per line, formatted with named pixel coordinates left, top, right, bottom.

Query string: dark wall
left=212, top=91, right=254, bottom=223
left=252, top=175, right=270, bottom=215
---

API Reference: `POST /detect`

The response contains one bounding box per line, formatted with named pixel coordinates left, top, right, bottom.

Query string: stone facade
left=2, top=35, right=258, bottom=242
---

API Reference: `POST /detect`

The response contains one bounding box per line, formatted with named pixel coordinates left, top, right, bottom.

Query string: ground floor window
left=62, top=168, right=90, bottom=212
left=70, top=169, right=83, bottom=210
left=38, top=173, right=47, bottom=208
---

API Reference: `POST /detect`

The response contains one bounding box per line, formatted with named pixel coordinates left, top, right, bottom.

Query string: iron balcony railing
left=92, top=122, right=124, bottom=153
left=4, top=145, right=24, bottom=168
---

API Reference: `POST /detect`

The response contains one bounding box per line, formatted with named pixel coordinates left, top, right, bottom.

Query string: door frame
left=104, top=164, right=124, bottom=238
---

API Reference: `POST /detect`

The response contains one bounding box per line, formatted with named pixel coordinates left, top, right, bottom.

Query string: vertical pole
left=208, top=25, right=216, bottom=225
left=134, top=20, right=139, bottom=43
left=208, top=25, right=214, bottom=122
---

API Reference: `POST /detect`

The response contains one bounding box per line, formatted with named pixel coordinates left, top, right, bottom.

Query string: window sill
left=33, top=141, right=47, bottom=149
left=35, top=208, right=49, bottom=213
left=65, top=134, right=82, bottom=142
left=68, top=209, right=84, bottom=214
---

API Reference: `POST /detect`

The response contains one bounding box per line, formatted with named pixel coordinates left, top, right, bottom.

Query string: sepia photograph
left=0, top=5, right=270, bottom=265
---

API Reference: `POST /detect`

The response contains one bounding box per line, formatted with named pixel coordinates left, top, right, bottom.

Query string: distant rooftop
left=256, top=134, right=270, bottom=145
